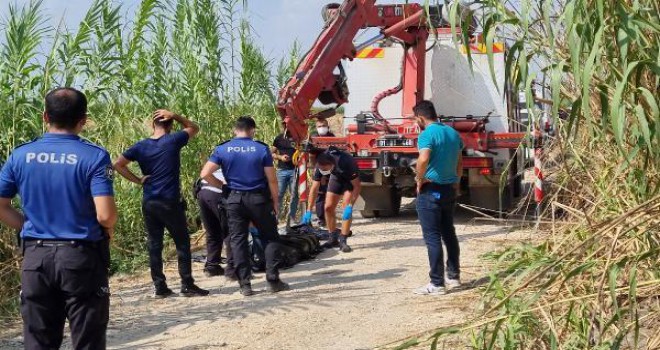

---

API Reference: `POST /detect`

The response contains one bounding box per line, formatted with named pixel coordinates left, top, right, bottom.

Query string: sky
left=32, top=0, right=334, bottom=61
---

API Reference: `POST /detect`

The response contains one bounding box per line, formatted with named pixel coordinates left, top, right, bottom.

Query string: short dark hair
left=316, top=152, right=336, bottom=166
left=154, top=118, right=174, bottom=129
left=412, top=100, right=438, bottom=121
left=234, top=116, right=257, bottom=131
left=45, top=87, right=88, bottom=129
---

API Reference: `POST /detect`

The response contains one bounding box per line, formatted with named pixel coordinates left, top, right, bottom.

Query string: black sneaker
left=240, top=284, right=254, bottom=296
left=321, top=239, right=339, bottom=249
left=203, top=266, right=225, bottom=277
left=154, top=286, right=174, bottom=299
left=339, top=236, right=352, bottom=253
left=321, top=230, right=340, bottom=249
left=267, top=280, right=290, bottom=293
left=180, top=284, right=210, bottom=297
left=224, top=270, right=238, bottom=281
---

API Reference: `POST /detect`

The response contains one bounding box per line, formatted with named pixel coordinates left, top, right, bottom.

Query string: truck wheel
left=512, top=174, right=523, bottom=198
left=359, top=186, right=401, bottom=218
left=376, top=190, right=402, bottom=217
left=360, top=210, right=377, bottom=218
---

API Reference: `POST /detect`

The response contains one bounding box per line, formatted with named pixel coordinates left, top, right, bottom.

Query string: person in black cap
left=200, top=116, right=289, bottom=296
left=311, top=118, right=336, bottom=227
left=303, top=147, right=361, bottom=253
left=0, top=87, right=117, bottom=349
left=114, top=110, right=209, bottom=298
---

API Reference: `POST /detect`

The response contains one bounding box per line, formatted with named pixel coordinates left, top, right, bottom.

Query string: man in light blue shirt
left=413, top=100, right=463, bottom=296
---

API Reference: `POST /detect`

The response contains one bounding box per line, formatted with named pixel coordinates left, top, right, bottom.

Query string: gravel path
left=1, top=200, right=532, bottom=349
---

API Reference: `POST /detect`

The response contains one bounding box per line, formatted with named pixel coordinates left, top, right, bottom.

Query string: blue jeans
left=416, top=184, right=460, bottom=286
left=276, top=169, right=299, bottom=219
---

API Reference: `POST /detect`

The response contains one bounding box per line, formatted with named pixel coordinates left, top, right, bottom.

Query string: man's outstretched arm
left=200, top=161, right=225, bottom=188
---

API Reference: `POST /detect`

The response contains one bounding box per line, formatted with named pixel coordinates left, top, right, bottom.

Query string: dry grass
left=390, top=0, right=660, bottom=348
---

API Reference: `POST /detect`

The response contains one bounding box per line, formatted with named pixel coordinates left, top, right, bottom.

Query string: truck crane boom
left=277, top=0, right=537, bottom=217
left=276, top=0, right=430, bottom=142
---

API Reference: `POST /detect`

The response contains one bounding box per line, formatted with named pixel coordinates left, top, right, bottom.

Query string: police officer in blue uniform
left=114, top=109, right=209, bottom=298
left=0, top=88, right=118, bottom=349
left=200, top=116, right=289, bottom=296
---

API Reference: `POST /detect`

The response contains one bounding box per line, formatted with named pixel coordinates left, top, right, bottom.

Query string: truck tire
left=376, top=190, right=402, bottom=217
left=360, top=209, right=377, bottom=218
left=512, top=174, right=523, bottom=198
left=468, top=185, right=512, bottom=212
left=359, top=188, right=401, bottom=218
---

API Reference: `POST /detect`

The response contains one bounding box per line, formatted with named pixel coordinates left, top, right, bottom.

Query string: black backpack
left=249, top=224, right=324, bottom=271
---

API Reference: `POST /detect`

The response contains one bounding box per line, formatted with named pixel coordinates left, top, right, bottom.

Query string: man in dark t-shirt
left=114, top=110, right=208, bottom=298
left=271, top=131, right=299, bottom=221
left=303, top=147, right=361, bottom=253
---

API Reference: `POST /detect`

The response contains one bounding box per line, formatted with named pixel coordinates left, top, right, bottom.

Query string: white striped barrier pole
left=533, top=131, right=544, bottom=220
left=298, top=153, right=308, bottom=206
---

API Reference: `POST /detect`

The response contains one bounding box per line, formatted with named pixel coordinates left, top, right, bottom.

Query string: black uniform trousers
left=225, top=190, right=283, bottom=285
left=142, top=199, right=194, bottom=288
left=21, top=240, right=110, bottom=350
left=315, top=190, right=327, bottom=225
left=197, top=189, right=234, bottom=276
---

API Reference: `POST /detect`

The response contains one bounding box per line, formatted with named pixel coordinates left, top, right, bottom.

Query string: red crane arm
left=276, top=0, right=427, bottom=142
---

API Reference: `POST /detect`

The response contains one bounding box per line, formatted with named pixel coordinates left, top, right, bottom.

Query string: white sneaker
left=414, top=283, right=446, bottom=295
left=446, top=279, right=461, bottom=288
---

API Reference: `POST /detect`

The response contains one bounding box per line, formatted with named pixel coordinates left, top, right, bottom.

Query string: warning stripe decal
left=356, top=48, right=384, bottom=58
left=460, top=42, right=505, bottom=54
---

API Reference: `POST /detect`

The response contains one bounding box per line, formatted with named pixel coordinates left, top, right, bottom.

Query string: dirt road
left=1, top=200, right=531, bottom=349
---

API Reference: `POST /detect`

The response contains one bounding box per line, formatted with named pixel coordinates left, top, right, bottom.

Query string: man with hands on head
left=303, top=147, right=361, bottom=253
left=114, top=109, right=209, bottom=298
left=200, top=116, right=289, bottom=297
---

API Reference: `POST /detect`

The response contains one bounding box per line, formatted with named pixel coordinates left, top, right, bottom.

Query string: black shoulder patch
left=79, top=137, right=110, bottom=153
left=216, top=140, right=231, bottom=147
left=105, top=164, right=115, bottom=181
left=255, top=140, right=269, bottom=147
left=13, top=137, right=41, bottom=150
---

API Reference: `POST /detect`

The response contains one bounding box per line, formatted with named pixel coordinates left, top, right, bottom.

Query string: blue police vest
left=0, top=133, right=114, bottom=241
left=208, top=137, right=273, bottom=191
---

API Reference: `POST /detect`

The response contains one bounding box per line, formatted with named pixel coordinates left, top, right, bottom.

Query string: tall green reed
left=0, top=0, right=299, bottom=321
left=392, top=0, right=659, bottom=348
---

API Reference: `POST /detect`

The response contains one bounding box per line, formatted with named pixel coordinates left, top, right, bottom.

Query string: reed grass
left=392, top=0, right=659, bottom=348
left=0, top=0, right=297, bottom=321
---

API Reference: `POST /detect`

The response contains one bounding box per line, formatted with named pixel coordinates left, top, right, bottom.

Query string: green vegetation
left=0, top=0, right=298, bottom=321
left=395, top=0, right=659, bottom=348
